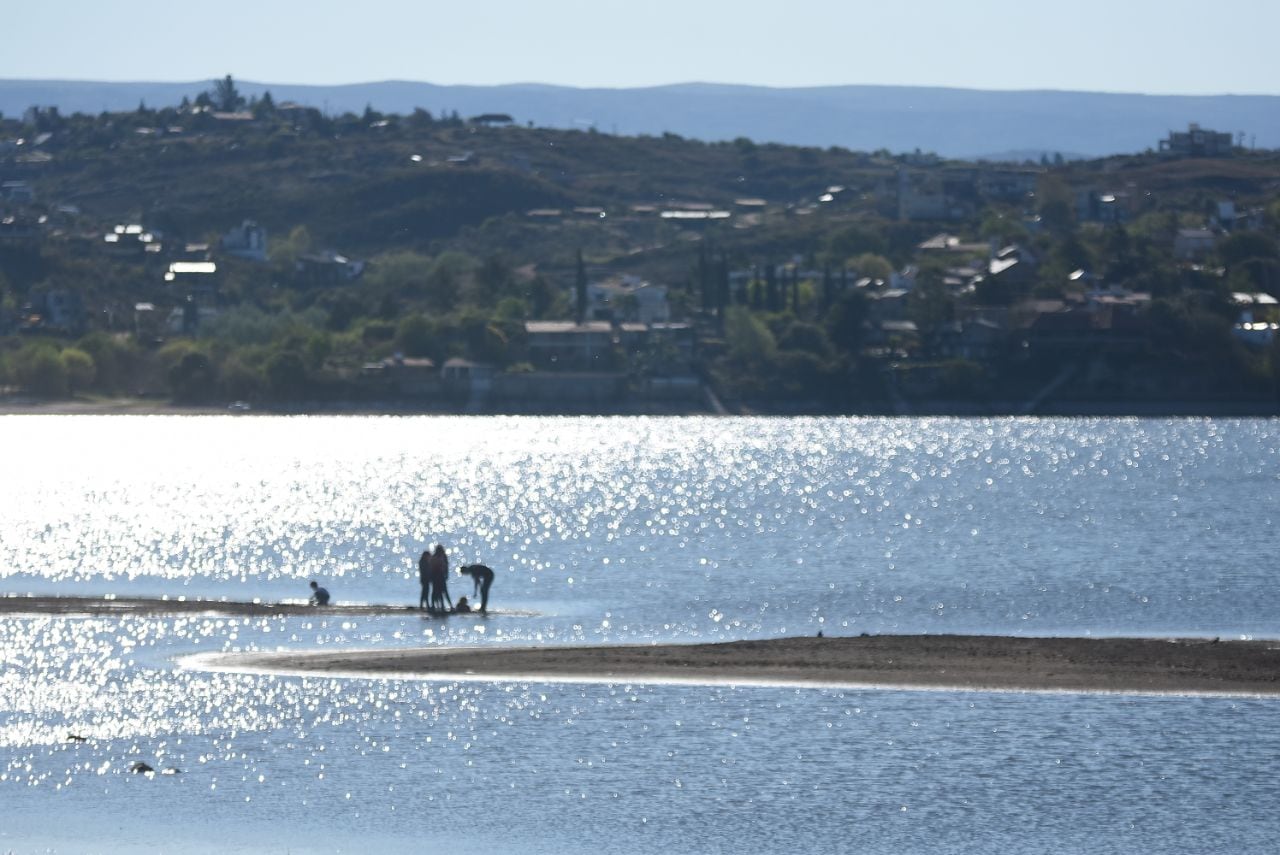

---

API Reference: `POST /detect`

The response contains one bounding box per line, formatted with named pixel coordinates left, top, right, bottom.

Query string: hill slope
left=2, top=79, right=1277, bottom=158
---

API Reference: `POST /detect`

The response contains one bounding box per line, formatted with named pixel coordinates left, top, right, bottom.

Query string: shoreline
left=8, top=595, right=1278, bottom=695
left=1, top=397, right=1278, bottom=418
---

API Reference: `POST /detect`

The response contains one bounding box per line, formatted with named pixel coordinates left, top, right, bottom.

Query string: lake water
left=1, top=416, right=1278, bottom=853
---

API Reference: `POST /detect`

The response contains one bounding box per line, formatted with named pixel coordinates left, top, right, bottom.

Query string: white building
left=587, top=275, right=670, bottom=324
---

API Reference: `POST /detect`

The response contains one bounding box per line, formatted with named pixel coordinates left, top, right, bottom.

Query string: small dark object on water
left=816, top=630, right=823, bottom=638
left=129, top=761, right=155, bottom=774
left=161, top=767, right=181, bottom=775
left=67, top=733, right=87, bottom=743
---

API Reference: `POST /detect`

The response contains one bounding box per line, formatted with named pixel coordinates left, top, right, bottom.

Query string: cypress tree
left=575, top=249, right=587, bottom=324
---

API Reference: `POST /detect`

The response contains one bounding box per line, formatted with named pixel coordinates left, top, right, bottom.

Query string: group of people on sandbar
left=302, top=544, right=494, bottom=614
left=418, top=544, right=494, bottom=615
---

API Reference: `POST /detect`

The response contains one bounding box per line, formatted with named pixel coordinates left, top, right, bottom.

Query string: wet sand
left=7, top=596, right=1277, bottom=694
left=212, top=634, right=1280, bottom=696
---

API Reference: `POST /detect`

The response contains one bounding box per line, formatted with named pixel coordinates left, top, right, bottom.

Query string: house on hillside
left=917, top=233, right=989, bottom=256
left=165, top=261, right=219, bottom=302
left=1232, top=292, right=1280, bottom=347
left=524, top=321, right=615, bottom=370
left=362, top=355, right=441, bottom=397
left=1076, top=190, right=1133, bottom=224
left=1174, top=228, right=1217, bottom=260
left=469, top=113, right=514, bottom=126
left=930, top=318, right=1006, bottom=362
left=103, top=223, right=161, bottom=257
left=221, top=220, right=267, bottom=262
left=587, top=276, right=670, bottom=324
left=296, top=250, right=365, bottom=285
left=1159, top=123, right=1234, bottom=158
left=976, top=167, right=1040, bottom=202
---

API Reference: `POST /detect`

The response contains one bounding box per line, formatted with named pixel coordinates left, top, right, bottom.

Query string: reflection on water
left=3, top=615, right=1279, bottom=855
left=2, top=416, right=1279, bottom=852
left=2, top=416, right=1279, bottom=638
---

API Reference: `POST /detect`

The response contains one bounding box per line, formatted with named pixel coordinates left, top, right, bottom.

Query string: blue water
left=1, top=416, right=1278, bottom=853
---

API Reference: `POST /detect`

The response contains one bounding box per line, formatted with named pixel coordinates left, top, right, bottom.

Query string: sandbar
left=0, top=594, right=438, bottom=618
left=7, top=596, right=1277, bottom=695
left=206, top=634, right=1280, bottom=696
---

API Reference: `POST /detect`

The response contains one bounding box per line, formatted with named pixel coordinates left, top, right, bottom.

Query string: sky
left=5, top=0, right=1278, bottom=95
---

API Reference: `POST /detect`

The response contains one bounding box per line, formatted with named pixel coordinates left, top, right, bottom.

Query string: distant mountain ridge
left=2, top=78, right=1277, bottom=159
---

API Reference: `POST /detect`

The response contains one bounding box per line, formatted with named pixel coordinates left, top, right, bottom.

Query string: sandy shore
left=209, top=634, right=1280, bottom=696
left=8, top=595, right=1277, bottom=695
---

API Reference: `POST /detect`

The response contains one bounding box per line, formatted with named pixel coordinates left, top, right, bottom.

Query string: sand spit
left=204, top=634, right=1280, bottom=696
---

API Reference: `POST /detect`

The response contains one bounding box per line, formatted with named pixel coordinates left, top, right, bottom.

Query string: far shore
left=2, top=396, right=1279, bottom=418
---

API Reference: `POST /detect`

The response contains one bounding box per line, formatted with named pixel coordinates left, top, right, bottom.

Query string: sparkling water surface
left=2, top=416, right=1278, bottom=853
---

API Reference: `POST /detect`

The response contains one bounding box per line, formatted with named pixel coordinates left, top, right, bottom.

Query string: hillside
left=2, top=96, right=1280, bottom=414
left=3, top=79, right=1279, bottom=158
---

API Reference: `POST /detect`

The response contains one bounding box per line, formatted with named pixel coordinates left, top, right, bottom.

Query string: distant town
left=2, top=77, right=1278, bottom=414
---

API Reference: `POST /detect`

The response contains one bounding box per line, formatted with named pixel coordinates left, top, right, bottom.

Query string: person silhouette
left=429, top=544, right=452, bottom=612
left=308, top=580, right=330, bottom=606
left=459, top=564, right=494, bottom=613
left=418, top=550, right=432, bottom=610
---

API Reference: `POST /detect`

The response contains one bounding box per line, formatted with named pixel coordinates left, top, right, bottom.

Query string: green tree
left=265, top=351, right=308, bottom=398
left=210, top=74, right=244, bottom=112
left=824, top=290, right=869, bottom=355
left=424, top=252, right=476, bottom=311
left=724, top=306, right=777, bottom=364
left=220, top=354, right=264, bottom=401
left=169, top=350, right=217, bottom=403
left=824, top=225, right=888, bottom=262
left=14, top=343, right=68, bottom=397
left=61, top=348, right=96, bottom=394
left=473, top=255, right=513, bottom=305
left=396, top=313, right=435, bottom=358
left=778, top=321, right=833, bottom=359
left=851, top=253, right=893, bottom=282
left=76, top=332, right=136, bottom=393
left=907, top=273, right=955, bottom=350
left=575, top=249, right=587, bottom=324
left=1037, top=175, right=1076, bottom=235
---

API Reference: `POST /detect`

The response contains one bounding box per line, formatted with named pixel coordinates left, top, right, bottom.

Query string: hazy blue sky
left=6, top=0, right=1277, bottom=94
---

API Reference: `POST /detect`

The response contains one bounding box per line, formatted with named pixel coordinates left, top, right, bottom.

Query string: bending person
left=308, top=580, right=330, bottom=606
left=459, top=564, right=495, bottom=613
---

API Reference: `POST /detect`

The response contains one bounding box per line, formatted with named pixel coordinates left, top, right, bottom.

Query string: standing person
left=417, top=550, right=432, bottom=610
left=429, top=544, right=452, bottom=612
left=459, top=564, right=495, bottom=614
